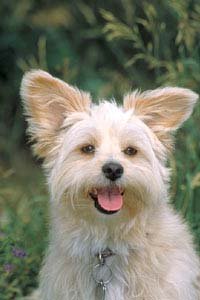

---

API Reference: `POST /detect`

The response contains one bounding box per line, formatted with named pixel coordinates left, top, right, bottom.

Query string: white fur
left=39, top=102, right=199, bottom=300
left=21, top=71, right=200, bottom=300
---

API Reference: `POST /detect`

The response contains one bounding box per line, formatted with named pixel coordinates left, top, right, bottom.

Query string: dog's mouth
left=89, top=187, right=124, bottom=215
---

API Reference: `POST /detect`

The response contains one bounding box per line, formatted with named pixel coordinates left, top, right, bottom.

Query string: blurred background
left=0, top=1, right=200, bottom=298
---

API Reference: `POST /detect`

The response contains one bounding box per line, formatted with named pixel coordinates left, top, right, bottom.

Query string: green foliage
left=0, top=0, right=200, bottom=298
left=101, top=1, right=200, bottom=89
left=0, top=155, right=48, bottom=298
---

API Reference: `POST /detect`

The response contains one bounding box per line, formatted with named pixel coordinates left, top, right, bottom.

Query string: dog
left=21, top=70, right=200, bottom=300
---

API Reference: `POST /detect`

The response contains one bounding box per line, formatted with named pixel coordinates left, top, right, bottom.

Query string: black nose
left=102, top=162, right=124, bottom=181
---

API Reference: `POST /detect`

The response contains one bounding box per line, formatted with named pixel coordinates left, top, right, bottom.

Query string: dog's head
left=21, top=70, right=198, bottom=223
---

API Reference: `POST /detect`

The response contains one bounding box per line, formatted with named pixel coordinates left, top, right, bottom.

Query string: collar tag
left=92, top=248, right=115, bottom=300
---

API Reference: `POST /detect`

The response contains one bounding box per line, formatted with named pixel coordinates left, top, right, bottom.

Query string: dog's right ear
left=20, top=70, right=91, bottom=158
left=123, top=87, right=198, bottom=152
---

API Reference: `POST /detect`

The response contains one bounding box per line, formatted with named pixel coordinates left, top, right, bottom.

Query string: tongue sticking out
left=97, top=187, right=123, bottom=212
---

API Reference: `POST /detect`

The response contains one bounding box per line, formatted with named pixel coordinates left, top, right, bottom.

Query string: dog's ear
left=21, top=70, right=91, bottom=158
left=124, top=87, right=198, bottom=150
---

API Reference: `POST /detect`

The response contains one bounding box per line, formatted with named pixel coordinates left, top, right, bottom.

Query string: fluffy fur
left=21, top=70, right=200, bottom=300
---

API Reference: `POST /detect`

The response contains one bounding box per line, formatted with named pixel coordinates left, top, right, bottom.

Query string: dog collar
left=95, top=248, right=115, bottom=263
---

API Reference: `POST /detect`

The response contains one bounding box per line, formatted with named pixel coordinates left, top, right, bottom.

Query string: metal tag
left=95, top=280, right=106, bottom=300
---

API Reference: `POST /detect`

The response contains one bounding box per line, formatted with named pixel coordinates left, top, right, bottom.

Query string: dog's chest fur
left=41, top=217, right=132, bottom=299
left=39, top=206, right=200, bottom=300
left=41, top=231, right=133, bottom=299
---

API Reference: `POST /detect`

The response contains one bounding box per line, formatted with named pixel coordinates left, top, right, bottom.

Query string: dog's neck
left=50, top=205, right=156, bottom=264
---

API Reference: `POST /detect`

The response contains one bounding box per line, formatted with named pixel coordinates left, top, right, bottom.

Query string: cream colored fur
left=21, top=70, right=200, bottom=300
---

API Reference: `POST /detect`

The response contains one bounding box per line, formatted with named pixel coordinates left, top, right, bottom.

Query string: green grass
left=0, top=152, right=48, bottom=299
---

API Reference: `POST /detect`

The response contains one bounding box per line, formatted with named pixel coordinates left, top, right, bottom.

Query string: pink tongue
left=97, top=187, right=123, bottom=211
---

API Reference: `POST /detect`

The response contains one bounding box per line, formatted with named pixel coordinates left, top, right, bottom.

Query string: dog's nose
left=102, top=162, right=124, bottom=181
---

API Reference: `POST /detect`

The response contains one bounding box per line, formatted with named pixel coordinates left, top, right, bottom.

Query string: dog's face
left=21, top=70, right=198, bottom=223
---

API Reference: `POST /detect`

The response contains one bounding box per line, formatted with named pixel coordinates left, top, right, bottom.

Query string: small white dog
left=21, top=70, right=200, bottom=300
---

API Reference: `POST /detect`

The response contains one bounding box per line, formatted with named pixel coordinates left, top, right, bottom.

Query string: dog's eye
left=123, top=146, right=137, bottom=156
left=81, top=144, right=95, bottom=154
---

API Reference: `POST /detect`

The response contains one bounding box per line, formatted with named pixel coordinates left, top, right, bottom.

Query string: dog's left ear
left=21, top=70, right=91, bottom=158
left=124, top=87, right=198, bottom=149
